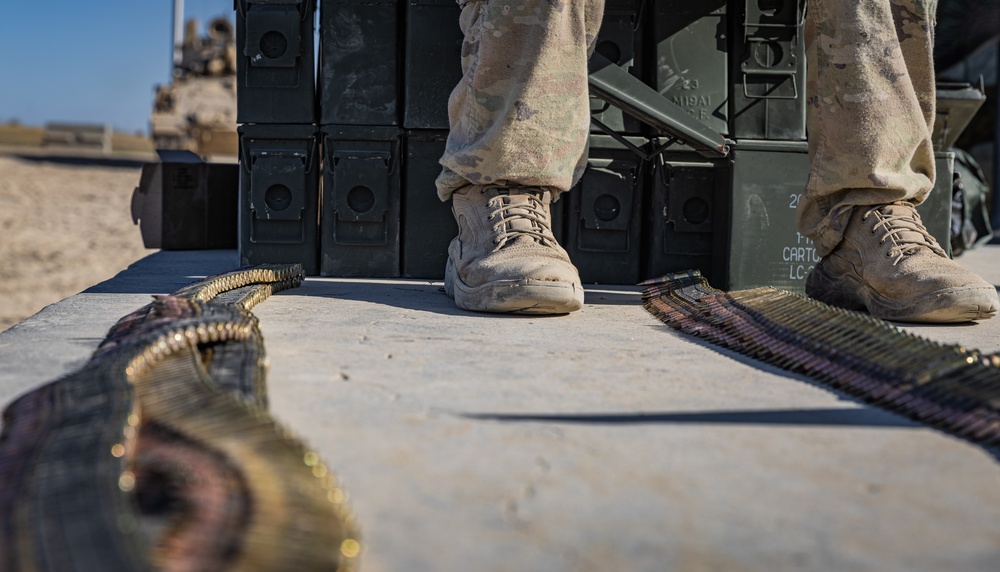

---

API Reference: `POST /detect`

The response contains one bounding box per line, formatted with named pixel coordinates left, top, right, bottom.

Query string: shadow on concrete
left=75, top=247, right=644, bottom=313
left=889, top=319, right=985, bottom=329
left=462, top=407, right=918, bottom=428
left=640, top=323, right=832, bottom=384
left=641, top=321, right=889, bottom=410
left=83, top=251, right=241, bottom=295
left=294, top=280, right=509, bottom=318
left=84, top=277, right=205, bottom=296
left=641, top=323, right=1000, bottom=463
left=583, top=287, right=643, bottom=306
left=293, top=279, right=643, bottom=317
left=15, top=153, right=148, bottom=169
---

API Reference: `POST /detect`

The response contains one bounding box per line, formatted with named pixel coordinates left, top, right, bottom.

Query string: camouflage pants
left=435, top=0, right=606, bottom=201
left=438, top=0, right=940, bottom=257
left=798, top=0, right=939, bottom=256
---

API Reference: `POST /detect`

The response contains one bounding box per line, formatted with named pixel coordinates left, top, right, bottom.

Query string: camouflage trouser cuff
left=799, top=0, right=937, bottom=257
left=805, top=204, right=856, bottom=258
left=804, top=194, right=928, bottom=258
left=436, top=0, right=600, bottom=204
left=437, top=175, right=566, bottom=204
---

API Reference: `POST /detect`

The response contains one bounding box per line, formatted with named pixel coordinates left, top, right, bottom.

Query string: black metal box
left=319, top=0, right=400, bottom=126
left=564, top=135, right=646, bottom=284
left=132, top=151, right=238, bottom=250
left=235, top=0, right=317, bottom=124
left=403, top=0, right=463, bottom=130
left=643, top=152, right=726, bottom=285
left=238, top=124, right=320, bottom=275
left=321, top=125, right=402, bottom=277
left=401, top=130, right=456, bottom=278
left=729, top=0, right=807, bottom=140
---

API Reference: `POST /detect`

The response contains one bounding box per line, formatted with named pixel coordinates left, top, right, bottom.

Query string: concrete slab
left=1, top=246, right=999, bottom=571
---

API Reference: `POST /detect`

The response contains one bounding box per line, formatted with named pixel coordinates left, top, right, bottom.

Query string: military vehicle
left=151, top=12, right=238, bottom=160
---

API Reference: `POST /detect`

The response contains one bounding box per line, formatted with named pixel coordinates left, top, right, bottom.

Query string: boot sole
left=444, top=258, right=584, bottom=315
left=806, top=263, right=999, bottom=323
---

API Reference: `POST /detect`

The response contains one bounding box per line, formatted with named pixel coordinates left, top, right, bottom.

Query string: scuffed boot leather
left=445, top=185, right=584, bottom=314
left=806, top=202, right=999, bottom=323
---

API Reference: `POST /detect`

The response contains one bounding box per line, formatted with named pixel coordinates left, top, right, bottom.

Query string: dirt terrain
left=0, top=153, right=155, bottom=331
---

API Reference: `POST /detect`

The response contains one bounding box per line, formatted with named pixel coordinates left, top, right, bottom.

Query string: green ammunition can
left=403, top=0, right=463, bottom=129
left=590, top=0, right=646, bottom=135
left=564, top=135, right=647, bottom=284
left=644, top=150, right=727, bottom=285
left=238, top=124, right=320, bottom=275
left=729, top=0, right=806, bottom=140
left=235, top=0, right=317, bottom=124
left=321, top=125, right=403, bottom=277
left=401, top=130, right=456, bottom=278
left=722, top=141, right=954, bottom=292
left=650, top=0, right=729, bottom=136
left=319, top=0, right=401, bottom=126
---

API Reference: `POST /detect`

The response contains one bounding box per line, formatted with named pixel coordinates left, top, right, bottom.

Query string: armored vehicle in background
left=151, top=16, right=238, bottom=160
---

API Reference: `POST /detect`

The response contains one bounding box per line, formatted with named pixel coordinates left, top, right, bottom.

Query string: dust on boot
left=806, top=202, right=999, bottom=323
left=445, top=185, right=584, bottom=314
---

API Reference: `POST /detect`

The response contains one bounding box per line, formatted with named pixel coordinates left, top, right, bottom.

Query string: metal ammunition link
left=0, top=264, right=360, bottom=571
left=643, top=271, right=1000, bottom=452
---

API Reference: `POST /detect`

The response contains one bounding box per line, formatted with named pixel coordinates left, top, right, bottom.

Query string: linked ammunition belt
left=0, top=265, right=360, bottom=571
left=642, top=271, right=1000, bottom=450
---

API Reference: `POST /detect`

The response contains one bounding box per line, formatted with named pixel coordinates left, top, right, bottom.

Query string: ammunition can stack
left=236, top=0, right=320, bottom=275
left=562, top=135, right=647, bottom=285
left=319, top=0, right=403, bottom=277
left=643, top=0, right=952, bottom=291
left=559, top=1, right=647, bottom=285
left=397, top=0, right=463, bottom=278
left=232, top=0, right=957, bottom=289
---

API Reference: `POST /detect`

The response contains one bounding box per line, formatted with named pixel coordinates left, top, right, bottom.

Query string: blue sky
left=1, top=0, right=235, bottom=134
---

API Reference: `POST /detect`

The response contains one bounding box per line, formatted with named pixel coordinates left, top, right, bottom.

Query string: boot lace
left=485, top=190, right=556, bottom=251
left=862, top=203, right=946, bottom=266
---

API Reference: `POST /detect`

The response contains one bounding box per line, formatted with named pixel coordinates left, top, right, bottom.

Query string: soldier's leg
left=437, top=0, right=605, bottom=314
left=798, top=0, right=998, bottom=322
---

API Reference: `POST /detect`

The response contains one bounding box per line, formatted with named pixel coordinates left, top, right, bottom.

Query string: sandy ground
left=0, top=153, right=155, bottom=332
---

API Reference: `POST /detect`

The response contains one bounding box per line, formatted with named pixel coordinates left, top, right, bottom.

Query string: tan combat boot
left=445, top=185, right=584, bottom=314
left=806, top=202, right=999, bottom=323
